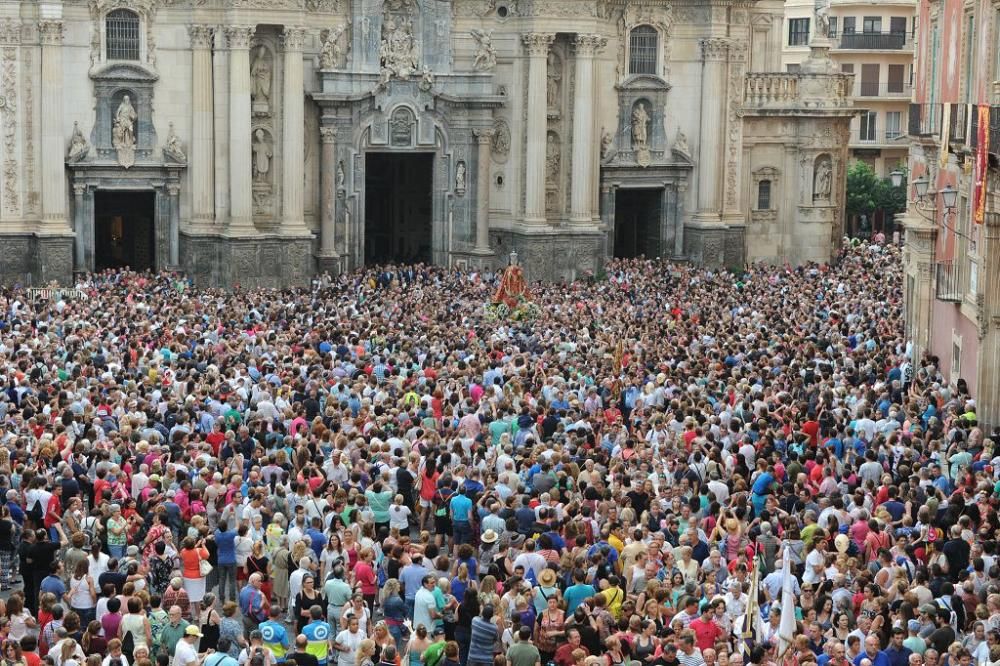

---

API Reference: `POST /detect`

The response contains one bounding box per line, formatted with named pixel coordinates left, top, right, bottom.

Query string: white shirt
left=389, top=504, right=411, bottom=531
left=173, top=639, right=198, bottom=666
left=803, top=548, right=825, bottom=584
left=413, top=587, right=437, bottom=632
left=335, top=628, right=364, bottom=666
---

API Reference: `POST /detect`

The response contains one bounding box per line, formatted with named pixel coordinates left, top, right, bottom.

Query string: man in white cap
left=173, top=625, right=202, bottom=666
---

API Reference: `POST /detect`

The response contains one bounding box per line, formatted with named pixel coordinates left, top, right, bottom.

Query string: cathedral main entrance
left=614, top=188, right=663, bottom=259
left=94, top=190, right=157, bottom=272
left=364, top=152, right=433, bottom=265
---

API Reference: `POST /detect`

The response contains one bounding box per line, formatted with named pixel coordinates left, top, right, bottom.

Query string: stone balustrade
left=743, top=72, right=853, bottom=111
left=744, top=74, right=798, bottom=108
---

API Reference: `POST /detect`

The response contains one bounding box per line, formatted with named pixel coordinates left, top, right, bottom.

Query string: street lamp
left=912, top=176, right=929, bottom=198
left=940, top=185, right=958, bottom=211
left=889, top=170, right=904, bottom=188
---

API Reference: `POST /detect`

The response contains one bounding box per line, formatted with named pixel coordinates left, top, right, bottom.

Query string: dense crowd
left=0, top=241, right=992, bottom=666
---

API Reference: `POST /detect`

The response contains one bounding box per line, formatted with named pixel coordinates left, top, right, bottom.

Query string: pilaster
left=40, top=20, right=67, bottom=229
left=188, top=25, right=215, bottom=229
left=570, top=34, right=606, bottom=226
left=318, top=126, right=338, bottom=260
left=472, top=128, right=495, bottom=254
left=281, top=26, right=308, bottom=235
left=226, top=25, right=254, bottom=233
left=522, top=33, right=554, bottom=225
left=695, top=37, right=729, bottom=223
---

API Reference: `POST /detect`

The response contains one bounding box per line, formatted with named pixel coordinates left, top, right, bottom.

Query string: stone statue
left=672, top=126, right=691, bottom=158
left=631, top=103, right=650, bottom=149
left=336, top=161, right=346, bottom=190
left=470, top=29, right=497, bottom=71
left=814, top=0, right=831, bottom=39
left=163, top=122, right=186, bottom=163
left=418, top=67, right=435, bottom=92
left=379, top=16, right=419, bottom=81
left=320, top=24, right=348, bottom=69
left=252, top=128, right=272, bottom=181
left=814, top=157, right=832, bottom=200
left=250, top=47, right=272, bottom=105
left=492, top=122, right=510, bottom=156
left=112, top=95, right=138, bottom=168
left=600, top=128, right=614, bottom=160
left=545, top=133, right=560, bottom=184
left=546, top=51, right=562, bottom=108
left=455, top=161, right=467, bottom=193
left=66, top=121, right=90, bottom=163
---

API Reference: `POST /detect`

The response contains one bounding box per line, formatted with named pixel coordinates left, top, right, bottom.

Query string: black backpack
left=27, top=498, right=44, bottom=524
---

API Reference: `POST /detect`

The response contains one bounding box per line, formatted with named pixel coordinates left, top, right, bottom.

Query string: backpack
left=27, top=498, right=44, bottom=524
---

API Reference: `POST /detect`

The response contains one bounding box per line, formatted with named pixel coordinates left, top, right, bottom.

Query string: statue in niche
left=112, top=95, right=138, bottom=169
left=163, top=122, right=186, bottom=163
left=67, top=121, right=90, bottom=163
left=470, top=29, right=497, bottom=71
left=546, top=51, right=561, bottom=109
left=672, top=126, right=691, bottom=159
left=814, top=156, right=832, bottom=201
left=250, top=47, right=272, bottom=109
left=455, top=162, right=467, bottom=194
left=320, top=23, right=348, bottom=69
left=252, top=128, right=273, bottom=182
left=600, top=128, right=614, bottom=161
left=492, top=121, right=510, bottom=156
left=631, top=103, right=650, bottom=150
left=336, top=161, right=346, bottom=191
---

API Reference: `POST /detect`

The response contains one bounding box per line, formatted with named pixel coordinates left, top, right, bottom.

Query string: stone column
left=40, top=20, right=66, bottom=227
left=281, top=26, right=307, bottom=233
left=319, top=127, right=338, bottom=257
left=696, top=38, right=729, bottom=218
left=72, top=184, right=86, bottom=273
left=188, top=25, right=215, bottom=227
left=522, top=33, right=553, bottom=225
left=167, top=183, right=181, bottom=267
left=570, top=34, right=606, bottom=225
left=225, top=25, right=255, bottom=232
left=472, top=128, right=495, bottom=254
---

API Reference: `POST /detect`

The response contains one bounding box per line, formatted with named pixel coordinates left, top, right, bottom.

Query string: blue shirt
left=215, top=529, right=237, bottom=565
left=259, top=619, right=291, bottom=662
left=400, top=563, right=429, bottom=601
left=854, top=651, right=891, bottom=666
left=239, top=584, right=267, bottom=621
left=564, top=583, right=596, bottom=614
left=40, top=575, right=66, bottom=598
left=450, top=494, right=473, bottom=522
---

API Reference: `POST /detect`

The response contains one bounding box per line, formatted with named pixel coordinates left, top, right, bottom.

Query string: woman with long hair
left=0, top=640, right=26, bottom=666
left=179, top=536, right=210, bottom=620
left=67, top=559, right=97, bottom=626
left=454, top=587, right=480, bottom=666
left=199, top=593, right=222, bottom=653
left=5, top=596, right=35, bottom=643
left=357, top=639, right=377, bottom=666
left=81, top=621, right=107, bottom=656
left=246, top=541, right=272, bottom=602
left=118, top=596, right=152, bottom=653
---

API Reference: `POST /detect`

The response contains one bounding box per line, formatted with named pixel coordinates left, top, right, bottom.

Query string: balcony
left=743, top=72, right=853, bottom=111
left=908, top=102, right=942, bottom=138
left=851, top=130, right=908, bottom=147
left=837, top=31, right=911, bottom=50
left=967, top=105, right=1000, bottom=155
left=854, top=81, right=913, bottom=98
left=935, top=260, right=967, bottom=303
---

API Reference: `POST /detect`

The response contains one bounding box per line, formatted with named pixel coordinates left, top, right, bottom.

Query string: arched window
left=106, top=9, right=140, bottom=61
left=757, top=180, right=772, bottom=210
left=628, top=26, right=658, bottom=75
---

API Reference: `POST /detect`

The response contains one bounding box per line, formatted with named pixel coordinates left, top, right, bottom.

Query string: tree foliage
left=845, top=161, right=906, bottom=222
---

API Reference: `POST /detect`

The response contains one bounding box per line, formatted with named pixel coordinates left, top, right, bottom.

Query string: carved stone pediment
left=616, top=73, right=671, bottom=92
left=89, top=61, right=159, bottom=83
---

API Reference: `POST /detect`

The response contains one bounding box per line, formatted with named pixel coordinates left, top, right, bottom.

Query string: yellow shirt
left=601, top=585, right=625, bottom=620
left=608, top=534, right=625, bottom=554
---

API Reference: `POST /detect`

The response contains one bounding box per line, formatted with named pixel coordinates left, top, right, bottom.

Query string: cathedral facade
left=0, top=0, right=855, bottom=287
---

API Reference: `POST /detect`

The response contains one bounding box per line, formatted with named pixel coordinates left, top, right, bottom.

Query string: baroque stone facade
left=1, top=0, right=853, bottom=287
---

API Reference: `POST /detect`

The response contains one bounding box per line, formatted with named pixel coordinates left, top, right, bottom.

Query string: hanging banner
left=939, top=103, right=951, bottom=167
left=974, top=105, right=989, bottom=225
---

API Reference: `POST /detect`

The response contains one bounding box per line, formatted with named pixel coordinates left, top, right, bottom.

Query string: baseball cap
left=185, top=626, right=204, bottom=638
left=907, top=620, right=920, bottom=632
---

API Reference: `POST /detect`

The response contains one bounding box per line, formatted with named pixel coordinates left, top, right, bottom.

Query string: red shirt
left=689, top=617, right=724, bottom=652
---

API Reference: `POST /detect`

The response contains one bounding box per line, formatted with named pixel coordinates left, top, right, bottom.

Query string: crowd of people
left=0, top=240, right=993, bottom=666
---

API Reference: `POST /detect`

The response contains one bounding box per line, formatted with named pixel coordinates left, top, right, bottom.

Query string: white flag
left=777, top=545, right=797, bottom=656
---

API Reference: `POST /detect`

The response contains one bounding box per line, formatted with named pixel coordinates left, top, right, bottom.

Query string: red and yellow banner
left=974, top=105, right=990, bottom=224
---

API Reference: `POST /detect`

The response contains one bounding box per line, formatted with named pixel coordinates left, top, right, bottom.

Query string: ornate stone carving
left=389, top=107, right=415, bottom=147
left=672, top=126, right=690, bottom=160
left=224, top=25, right=255, bottom=50
left=521, top=33, right=554, bottom=57
left=188, top=25, right=214, bottom=49
left=22, top=48, right=36, bottom=215
left=282, top=26, right=307, bottom=52
left=491, top=119, right=510, bottom=161
left=813, top=154, right=832, bottom=201
left=470, top=29, right=497, bottom=71
left=0, top=20, right=20, bottom=45
left=67, top=121, right=91, bottom=163
left=631, top=101, right=650, bottom=167
left=618, top=4, right=672, bottom=79
left=700, top=37, right=729, bottom=61
left=336, top=161, right=346, bottom=191
left=319, top=126, right=337, bottom=143
left=38, top=20, right=64, bottom=46
left=520, top=0, right=598, bottom=17
left=545, top=130, right=561, bottom=214
left=455, top=161, right=467, bottom=195
left=724, top=40, right=746, bottom=209
left=162, top=122, right=186, bottom=163
left=1, top=46, right=17, bottom=216
left=306, top=0, right=342, bottom=10
left=112, top=94, right=138, bottom=168
left=473, top=127, right=495, bottom=144
left=418, top=67, right=434, bottom=92
left=252, top=128, right=273, bottom=182
left=814, top=0, right=831, bottom=40
left=379, top=1, right=419, bottom=82
left=600, top=127, right=615, bottom=162
left=230, top=0, right=304, bottom=7
left=574, top=34, right=607, bottom=58
left=320, top=23, right=349, bottom=70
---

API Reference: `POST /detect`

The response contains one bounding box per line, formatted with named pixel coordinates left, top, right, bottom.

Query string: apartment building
left=783, top=0, right=915, bottom=178
left=901, top=0, right=1000, bottom=427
